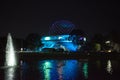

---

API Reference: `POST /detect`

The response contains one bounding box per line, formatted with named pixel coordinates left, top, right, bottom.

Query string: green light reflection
left=82, top=63, right=88, bottom=79
left=43, top=61, right=52, bottom=80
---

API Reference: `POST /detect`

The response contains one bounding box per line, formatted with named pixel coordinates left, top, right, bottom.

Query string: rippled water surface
left=1, top=59, right=120, bottom=80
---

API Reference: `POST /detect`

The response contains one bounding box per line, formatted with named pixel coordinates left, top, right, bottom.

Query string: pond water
left=0, top=59, right=120, bottom=80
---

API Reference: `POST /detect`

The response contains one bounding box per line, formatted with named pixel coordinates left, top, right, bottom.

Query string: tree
left=91, top=33, right=105, bottom=52
left=70, top=29, right=86, bottom=37
left=25, top=33, right=42, bottom=51
left=107, top=30, right=120, bottom=44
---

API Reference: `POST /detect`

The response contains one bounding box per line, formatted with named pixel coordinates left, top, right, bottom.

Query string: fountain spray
left=5, top=33, right=17, bottom=67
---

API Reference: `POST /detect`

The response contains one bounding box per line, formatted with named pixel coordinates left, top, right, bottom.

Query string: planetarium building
left=41, top=20, right=86, bottom=52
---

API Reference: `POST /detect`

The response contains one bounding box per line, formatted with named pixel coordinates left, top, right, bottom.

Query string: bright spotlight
left=45, top=37, right=51, bottom=40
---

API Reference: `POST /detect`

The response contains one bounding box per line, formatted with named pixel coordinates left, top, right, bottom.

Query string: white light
left=45, top=37, right=51, bottom=40
left=21, top=48, right=23, bottom=51
left=108, top=50, right=112, bottom=53
left=84, top=37, right=86, bottom=41
left=5, top=67, right=16, bottom=80
left=58, top=36, right=62, bottom=39
left=105, top=41, right=110, bottom=44
left=5, top=33, right=17, bottom=67
left=106, top=60, right=112, bottom=74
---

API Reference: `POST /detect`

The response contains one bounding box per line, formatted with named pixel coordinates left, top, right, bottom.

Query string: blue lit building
left=41, top=35, right=86, bottom=52
left=40, top=20, right=86, bottom=52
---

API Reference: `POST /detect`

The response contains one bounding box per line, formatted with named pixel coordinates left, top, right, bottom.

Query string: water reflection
left=106, top=60, right=113, bottom=74
left=1, top=59, right=120, bottom=80
left=42, top=61, right=52, bottom=80
left=5, top=67, right=16, bottom=80
left=82, top=63, right=88, bottom=79
left=39, top=60, right=83, bottom=80
left=62, top=60, right=78, bottom=80
left=57, top=61, right=65, bottom=80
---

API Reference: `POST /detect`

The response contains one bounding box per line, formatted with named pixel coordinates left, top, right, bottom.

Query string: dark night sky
left=0, top=0, right=120, bottom=38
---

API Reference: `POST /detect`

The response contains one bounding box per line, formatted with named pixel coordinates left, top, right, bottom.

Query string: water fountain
left=4, top=33, right=17, bottom=67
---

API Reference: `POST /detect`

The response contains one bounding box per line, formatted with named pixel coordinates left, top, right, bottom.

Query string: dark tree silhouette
left=25, top=33, right=42, bottom=51
left=91, top=33, right=105, bottom=44
left=70, top=29, right=86, bottom=36
left=107, top=30, right=120, bottom=43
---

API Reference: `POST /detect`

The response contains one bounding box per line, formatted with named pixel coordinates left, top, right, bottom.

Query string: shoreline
left=18, top=52, right=120, bottom=61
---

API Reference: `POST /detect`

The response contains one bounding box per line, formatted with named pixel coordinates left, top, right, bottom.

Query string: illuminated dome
left=49, top=20, right=75, bottom=35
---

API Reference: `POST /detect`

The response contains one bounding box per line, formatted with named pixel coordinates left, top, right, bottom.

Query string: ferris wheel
left=49, top=20, right=76, bottom=35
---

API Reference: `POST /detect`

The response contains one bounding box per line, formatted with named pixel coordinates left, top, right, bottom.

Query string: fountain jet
left=5, top=33, right=17, bottom=67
